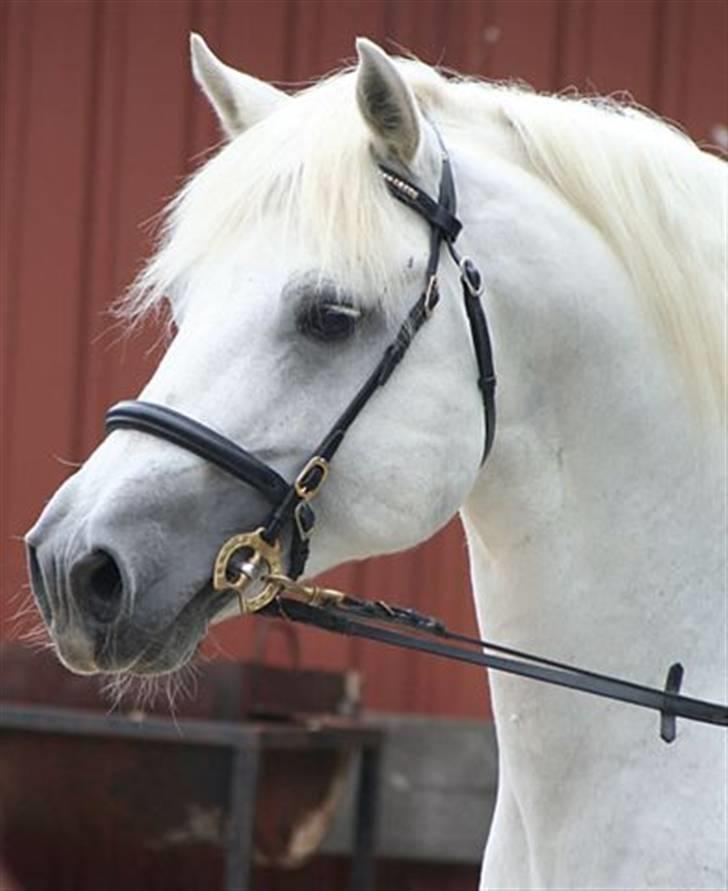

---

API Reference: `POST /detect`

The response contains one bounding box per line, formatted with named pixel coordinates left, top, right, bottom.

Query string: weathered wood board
left=323, top=713, right=498, bottom=864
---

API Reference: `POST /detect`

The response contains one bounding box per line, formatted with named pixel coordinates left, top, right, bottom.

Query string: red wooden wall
left=2, top=0, right=726, bottom=724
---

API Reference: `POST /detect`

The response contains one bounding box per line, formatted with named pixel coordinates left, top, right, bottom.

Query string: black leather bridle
left=107, top=143, right=495, bottom=603
left=105, top=142, right=727, bottom=741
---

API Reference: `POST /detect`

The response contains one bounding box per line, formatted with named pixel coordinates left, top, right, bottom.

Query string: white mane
left=490, top=90, right=726, bottom=422
left=126, top=58, right=726, bottom=419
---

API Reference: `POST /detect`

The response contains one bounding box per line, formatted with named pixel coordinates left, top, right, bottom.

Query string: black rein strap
left=261, top=594, right=728, bottom=742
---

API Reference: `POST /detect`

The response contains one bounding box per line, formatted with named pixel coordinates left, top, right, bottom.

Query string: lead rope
left=260, top=574, right=728, bottom=742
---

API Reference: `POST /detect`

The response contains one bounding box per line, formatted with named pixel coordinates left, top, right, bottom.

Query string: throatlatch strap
left=379, top=158, right=496, bottom=465
left=462, top=281, right=496, bottom=463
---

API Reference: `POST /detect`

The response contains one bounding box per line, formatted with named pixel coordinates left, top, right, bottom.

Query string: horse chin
left=122, top=586, right=239, bottom=677
left=120, top=639, right=201, bottom=677
left=111, top=583, right=226, bottom=677
left=51, top=582, right=230, bottom=678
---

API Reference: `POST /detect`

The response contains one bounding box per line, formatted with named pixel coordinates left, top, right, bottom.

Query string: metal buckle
left=294, top=456, right=329, bottom=501
left=459, top=256, right=484, bottom=298
left=424, top=275, right=439, bottom=317
left=212, top=527, right=283, bottom=614
left=266, top=573, right=347, bottom=608
left=294, top=501, right=314, bottom=541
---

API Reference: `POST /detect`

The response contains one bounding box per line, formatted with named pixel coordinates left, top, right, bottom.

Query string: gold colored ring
left=212, top=527, right=283, bottom=613
left=294, top=456, right=329, bottom=500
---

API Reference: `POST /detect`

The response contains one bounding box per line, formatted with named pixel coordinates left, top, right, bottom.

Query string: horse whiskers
left=19, top=625, right=49, bottom=641
left=52, top=453, right=83, bottom=469
left=17, top=621, right=52, bottom=646
left=20, top=638, right=56, bottom=654
left=5, top=587, right=39, bottom=626
left=100, top=673, right=135, bottom=714
left=6, top=605, right=44, bottom=634
left=8, top=602, right=41, bottom=623
left=16, top=629, right=56, bottom=654
left=98, top=658, right=202, bottom=716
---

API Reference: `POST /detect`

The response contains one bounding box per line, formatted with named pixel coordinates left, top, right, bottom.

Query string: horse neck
left=461, top=355, right=725, bottom=701
left=462, top=417, right=725, bottom=709
left=454, top=146, right=726, bottom=884
left=461, top=432, right=725, bottom=883
left=452, top=142, right=725, bottom=696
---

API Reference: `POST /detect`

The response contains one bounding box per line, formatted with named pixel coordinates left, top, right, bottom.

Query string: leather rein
left=105, top=141, right=727, bottom=742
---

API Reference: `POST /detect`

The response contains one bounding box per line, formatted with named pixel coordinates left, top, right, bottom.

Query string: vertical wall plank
left=187, top=0, right=226, bottom=160
left=387, top=0, right=451, bottom=63
left=557, top=0, right=593, bottom=89
left=0, top=0, right=31, bottom=540
left=441, top=1, right=494, bottom=77
left=679, top=0, right=728, bottom=142
left=653, top=0, right=691, bottom=125
left=2, top=0, right=96, bottom=629
left=300, top=0, right=391, bottom=73
left=485, top=0, right=562, bottom=89
left=0, top=0, right=32, bottom=629
left=219, top=0, right=290, bottom=82
left=583, top=0, right=659, bottom=103
left=77, top=0, right=131, bottom=454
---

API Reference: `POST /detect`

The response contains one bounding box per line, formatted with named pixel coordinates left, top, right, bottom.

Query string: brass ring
left=212, top=527, right=283, bottom=613
left=294, top=456, right=329, bottom=500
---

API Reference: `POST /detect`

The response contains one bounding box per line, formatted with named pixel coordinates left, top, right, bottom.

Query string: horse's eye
left=298, top=302, right=361, bottom=342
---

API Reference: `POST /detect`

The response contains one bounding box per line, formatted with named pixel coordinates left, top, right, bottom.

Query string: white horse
left=26, top=36, right=725, bottom=889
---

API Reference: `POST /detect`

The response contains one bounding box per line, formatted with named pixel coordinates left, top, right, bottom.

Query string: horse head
left=26, top=38, right=487, bottom=676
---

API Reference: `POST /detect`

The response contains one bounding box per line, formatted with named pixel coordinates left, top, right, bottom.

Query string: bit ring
left=213, top=527, right=283, bottom=613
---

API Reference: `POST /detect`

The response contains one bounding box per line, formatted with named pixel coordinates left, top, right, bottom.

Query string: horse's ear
left=190, top=34, right=288, bottom=139
left=355, top=38, right=421, bottom=164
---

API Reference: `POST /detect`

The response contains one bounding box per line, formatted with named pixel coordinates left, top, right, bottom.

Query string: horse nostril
left=71, top=550, right=125, bottom=625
